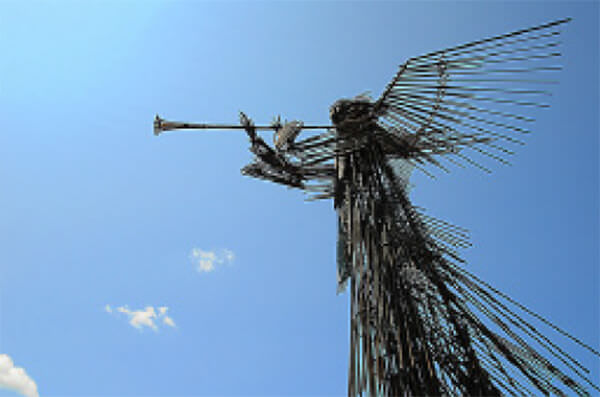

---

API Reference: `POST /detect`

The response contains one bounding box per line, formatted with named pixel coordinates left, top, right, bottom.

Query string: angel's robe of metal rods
left=155, top=18, right=599, bottom=396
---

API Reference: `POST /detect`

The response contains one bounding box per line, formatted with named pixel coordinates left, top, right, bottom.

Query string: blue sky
left=0, top=1, right=597, bottom=396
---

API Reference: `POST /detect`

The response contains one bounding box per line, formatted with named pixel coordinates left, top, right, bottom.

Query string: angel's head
left=329, top=96, right=376, bottom=126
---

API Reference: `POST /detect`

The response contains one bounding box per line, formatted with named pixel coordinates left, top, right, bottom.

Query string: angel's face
left=330, top=99, right=374, bottom=126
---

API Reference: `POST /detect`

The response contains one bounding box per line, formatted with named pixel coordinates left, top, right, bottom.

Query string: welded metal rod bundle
left=156, top=18, right=599, bottom=396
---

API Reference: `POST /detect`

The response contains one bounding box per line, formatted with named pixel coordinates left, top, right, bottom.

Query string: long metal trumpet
left=153, top=114, right=333, bottom=136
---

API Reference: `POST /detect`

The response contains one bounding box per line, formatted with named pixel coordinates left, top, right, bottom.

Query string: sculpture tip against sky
left=156, top=18, right=598, bottom=396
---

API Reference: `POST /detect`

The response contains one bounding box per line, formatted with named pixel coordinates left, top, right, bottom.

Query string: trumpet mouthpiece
left=153, top=114, right=163, bottom=136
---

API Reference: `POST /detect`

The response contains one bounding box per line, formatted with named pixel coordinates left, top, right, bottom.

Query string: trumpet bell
left=153, top=115, right=164, bottom=136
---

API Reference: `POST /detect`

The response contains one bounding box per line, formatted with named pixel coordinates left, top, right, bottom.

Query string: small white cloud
left=189, top=248, right=235, bottom=273
left=108, top=305, right=176, bottom=331
left=0, top=354, right=39, bottom=397
left=117, top=306, right=157, bottom=331
left=163, top=316, right=176, bottom=328
left=190, top=248, right=217, bottom=272
left=104, top=304, right=112, bottom=313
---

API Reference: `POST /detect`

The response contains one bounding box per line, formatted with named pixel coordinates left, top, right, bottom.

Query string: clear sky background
left=0, top=1, right=597, bottom=396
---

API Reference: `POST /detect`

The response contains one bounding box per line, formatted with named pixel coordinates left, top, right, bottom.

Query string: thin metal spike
left=382, top=111, right=421, bottom=134
left=411, top=29, right=562, bottom=67
left=458, top=272, right=595, bottom=377
left=482, top=51, right=562, bottom=65
left=395, top=94, right=534, bottom=134
left=394, top=83, right=553, bottom=96
left=409, top=39, right=562, bottom=70
left=454, top=152, right=492, bottom=173
left=410, top=18, right=569, bottom=62
left=455, top=287, right=568, bottom=395
left=428, top=229, right=471, bottom=248
left=459, top=279, right=599, bottom=394
left=477, top=41, right=562, bottom=60
left=448, top=262, right=600, bottom=357
left=402, top=77, right=559, bottom=85
left=402, top=65, right=563, bottom=77
left=386, top=98, right=528, bottom=146
left=443, top=154, right=467, bottom=169
left=394, top=91, right=536, bottom=122
left=383, top=101, right=454, bottom=140
left=450, top=289, right=561, bottom=394
left=392, top=89, right=551, bottom=107
left=418, top=213, right=471, bottom=235
left=469, top=146, right=512, bottom=165
left=381, top=116, right=418, bottom=135
left=422, top=221, right=471, bottom=240
left=407, top=51, right=562, bottom=74
left=409, top=159, right=437, bottom=179
left=483, top=141, right=516, bottom=156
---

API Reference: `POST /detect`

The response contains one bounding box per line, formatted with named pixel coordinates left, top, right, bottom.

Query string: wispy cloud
left=106, top=305, right=177, bottom=331
left=163, top=316, right=176, bottom=328
left=117, top=306, right=158, bottom=330
left=0, top=354, right=39, bottom=397
left=158, top=306, right=176, bottom=328
left=189, top=248, right=235, bottom=273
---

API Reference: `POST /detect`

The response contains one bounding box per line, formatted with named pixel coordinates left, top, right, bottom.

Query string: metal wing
left=373, top=18, right=571, bottom=174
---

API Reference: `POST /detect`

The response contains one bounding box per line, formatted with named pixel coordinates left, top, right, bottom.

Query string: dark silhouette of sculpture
left=155, top=18, right=599, bottom=396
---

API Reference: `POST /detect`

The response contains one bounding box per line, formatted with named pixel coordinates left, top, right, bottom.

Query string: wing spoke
left=374, top=18, right=570, bottom=174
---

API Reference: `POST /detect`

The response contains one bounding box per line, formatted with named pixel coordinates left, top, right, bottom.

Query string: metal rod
left=154, top=115, right=333, bottom=136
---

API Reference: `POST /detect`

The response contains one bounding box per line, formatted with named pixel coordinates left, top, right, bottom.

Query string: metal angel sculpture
left=154, top=18, right=598, bottom=396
